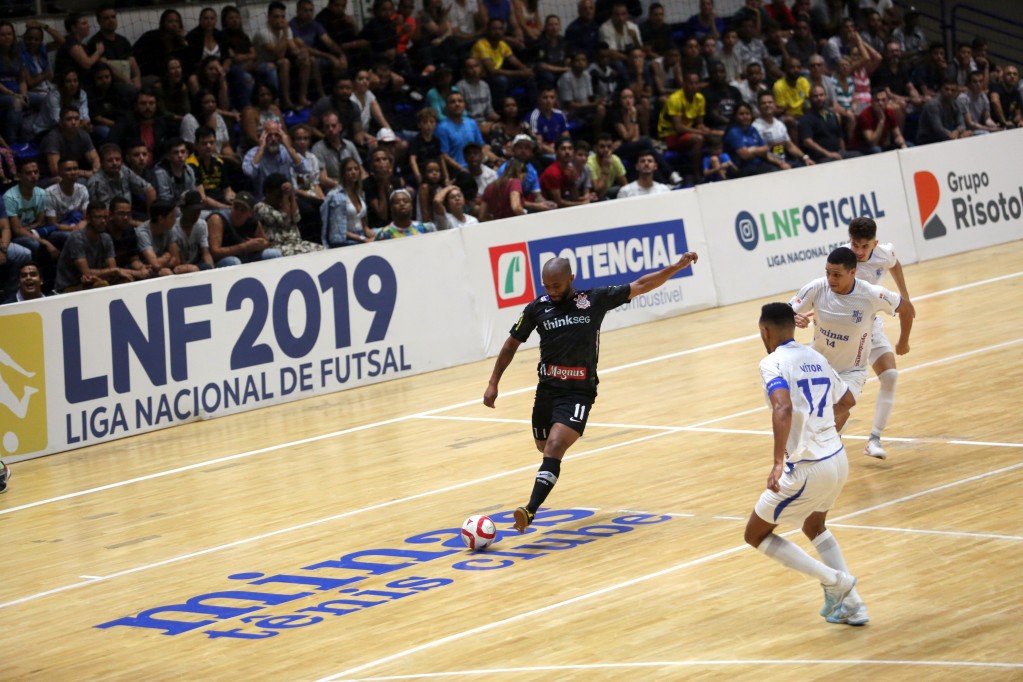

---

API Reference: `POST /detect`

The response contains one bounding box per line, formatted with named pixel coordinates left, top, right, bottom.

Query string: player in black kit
left=484, top=252, right=699, bottom=532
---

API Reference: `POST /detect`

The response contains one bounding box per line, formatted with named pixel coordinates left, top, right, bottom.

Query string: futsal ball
left=461, top=514, right=497, bottom=550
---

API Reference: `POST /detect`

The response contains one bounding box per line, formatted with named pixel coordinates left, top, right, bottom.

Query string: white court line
left=317, top=458, right=1023, bottom=681
left=3, top=272, right=1018, bottom=517
left=828, top=523, right=1023, bottom=542
left=339, top=659, right=1023, bottom=681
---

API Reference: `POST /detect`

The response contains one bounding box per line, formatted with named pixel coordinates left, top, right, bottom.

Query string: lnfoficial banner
left=0, top=232, right=479, bottom=462
left=698, top=153, right=918, bottom=306
left=462, top=190, right=719, bottom=357
left=899, top=129, right=1023, bottom=261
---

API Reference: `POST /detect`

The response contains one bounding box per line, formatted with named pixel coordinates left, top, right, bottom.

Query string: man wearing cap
left=243, top=120, right=306, bottom=200
left=498, top=134, right=557, bottom=213
left=207, top=191, right=282, bottom=267
left=375, top=189, right=435, bottom=240
left=175, top=191, right=214, bottom=271
left=437, top=91, right=487, bottom=177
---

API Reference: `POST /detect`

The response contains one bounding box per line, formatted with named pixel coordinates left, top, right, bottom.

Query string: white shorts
left=838, top=367, right=867, bottom=400
left=754, top=449, right=849, bottom=527
left=868, top=316, right=894, bottom=366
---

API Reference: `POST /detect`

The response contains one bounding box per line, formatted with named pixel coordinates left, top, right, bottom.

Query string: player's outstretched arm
left=895, top=301, right=913, bottom=355
left=628, top=251, right=698, bottom=299
left=483, top=336, right=522, bottom=408
left=833, top=387, right=856, bottom=432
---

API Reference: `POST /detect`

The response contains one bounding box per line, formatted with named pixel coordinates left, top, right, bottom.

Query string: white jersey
left=759, top=340, right=849, bottom=464
left=850, top=241, right=897, bottom=285
left=790, top=277, right=901, bottom=371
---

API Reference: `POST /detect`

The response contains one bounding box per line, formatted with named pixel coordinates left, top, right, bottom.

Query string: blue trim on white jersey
left=766, top=376, right=789, bottom=396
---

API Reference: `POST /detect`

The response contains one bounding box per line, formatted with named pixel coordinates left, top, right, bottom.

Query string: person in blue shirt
left=723, top=103, right=785, bottom=177
left=436, top=91, right=486, bottom=176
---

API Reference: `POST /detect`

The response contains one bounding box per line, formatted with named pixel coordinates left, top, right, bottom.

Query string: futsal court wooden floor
left=2, top=241, right=1022, bottom=681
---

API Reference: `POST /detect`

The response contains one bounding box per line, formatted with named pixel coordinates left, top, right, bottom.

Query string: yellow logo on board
left=0, top=313, right=47, bottom=455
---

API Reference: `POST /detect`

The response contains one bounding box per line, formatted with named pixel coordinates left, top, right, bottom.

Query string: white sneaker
left=864, top=437, right=888, bottom=460
left=820, top=572, right=856, bottom=619
left=827, top=598, right=870, bottom=626
left=669, top=171, right=683, bottom=185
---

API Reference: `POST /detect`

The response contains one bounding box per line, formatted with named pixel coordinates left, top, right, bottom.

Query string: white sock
left=871, top=369, right=898, bottom=438
left=812, top=530, right=862, bottom=602
left=757, top=534, right=837, bottom=584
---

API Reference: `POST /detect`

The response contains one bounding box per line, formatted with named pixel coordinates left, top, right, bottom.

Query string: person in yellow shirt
left=772, top=57, right=811, bottom=139
left=472, top=18, right=536, bottom=108
left=657, top=70, right=714, bottom=183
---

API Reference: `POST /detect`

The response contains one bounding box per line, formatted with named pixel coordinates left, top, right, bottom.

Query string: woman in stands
left=240, top=83, right=284, bottom=151
left=180, top=89, right=238, bottom=165
left=0, top=21, right=26, bottom=144
left=133, top=9, right=189, bottom=80
left=321, top=157, right=374, bottom=247
left=479, top=159, right=526, bottom=222
left=154, top=57, right=191, bottom=125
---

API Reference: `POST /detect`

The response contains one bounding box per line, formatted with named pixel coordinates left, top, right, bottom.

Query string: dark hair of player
left=760, top=302, right=796, bottom=329
left=847, top=216, right=877, bottom=241
left=828, top=246, right=858, bottom=270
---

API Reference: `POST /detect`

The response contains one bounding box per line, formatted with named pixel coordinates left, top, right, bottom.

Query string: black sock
left=526, top=457, right=561, bottom=513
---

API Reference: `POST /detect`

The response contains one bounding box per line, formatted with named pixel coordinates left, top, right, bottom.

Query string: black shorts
left=531, top=385, right=595, bottom=440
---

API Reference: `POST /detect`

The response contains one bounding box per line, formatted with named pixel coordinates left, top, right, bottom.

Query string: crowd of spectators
left=1, top=0, right=1021, bottom=302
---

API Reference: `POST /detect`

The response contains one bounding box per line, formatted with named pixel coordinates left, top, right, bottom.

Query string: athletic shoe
left=826, top=599, right=870, bottom=626
left=820, top=572, right=856, bottom=619
left=513, top=506, right=534, bottom=533
left=668, top=171, right=683, bottom=185
left=0, top=462, right=10, bottom=494
left=864, top=438, right=888, bottom=460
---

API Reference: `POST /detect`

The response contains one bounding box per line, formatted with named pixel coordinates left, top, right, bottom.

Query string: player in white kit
left=789, top=247, right=913, bottom=454
left=847, top=217, right=916, bottom=459
left=745, top=302, right=867, bottom=625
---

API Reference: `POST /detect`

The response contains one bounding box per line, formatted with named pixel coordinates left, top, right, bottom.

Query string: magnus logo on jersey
left=0, top=312, right=48, bottom=455
left=490, top=221, right=691, bottom=309
left=914, top=169, right=1023, bottom=238
left=734, top=193, right=886, bottom=252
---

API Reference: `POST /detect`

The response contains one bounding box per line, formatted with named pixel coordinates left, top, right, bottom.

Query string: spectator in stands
left=463, top=142, right=497, bottom=199
left=309, top=75, right=360, bottom=139
left=53, top=201, right=136, bottom=292
left=598, top=2, right=641, bottom=65
left=526, top=86, right=568, bottom=157
left=783, top=17, right=817, bottom=71
left=703, top=60, right=745, bottom=134
left=473, top=18, right=535, bottom=109
left=809, top=0, right=848, bottom=42
left=89, top=143, right=156, bottom=219
left=376, top=188, right=435, bottom=239
left=321, top=156, right=372, bottom=247
left=948, top=42, right=974, bottom=89
left=685, top=0, right=725, bottom=41
left=617, top=150, right=668, bottom=198
left=754, top=91, right=813, bottom=167
left=479, top=158, right=527, bottom=221
left=252, top=1, right=312, bottom=111
left=916, top=76, right=971, bottom=144
left=19, top=23, right=58, bottom=120
left=414, top=158, right=444, bottom=223
left=534, top=14, right=570, bottom=91
left=892, top=6, right=926, bottom=65
left=457, top=58, right=499, bottom=136
left=289, top=123, right=324, bottom=209
left=970, top=37, right=993, bottom=85
left=208, top=191, right=281, bottom=266
left=766, top=0, right=795, bottom=31
left=87, top=63, right=127, bottom=141
left=638, top=3, right=670, bottom=59
left=124, top=140, right=154, bottom=180
left=558, top=51, right=604, bottom=135
left=358, top=0, right=401, bottom=65
left=872, top=41, right=922, bottom=120
left=990, top=64, right=1022, bottom=129
left=735, top=16, right=775, bottom=81
left=220, top=5, right=258, bottom=111
left=174, top=191, right=214, bottom=270
left=586, top=132, right=626, bottom=199
left=799, top=85, right=862, bottom=162
left=0, top=21, right=27, bottom=145
left=36, top=68, right=92, bottom=138
left=911, top=42, right=950, bottom=101
left=312, top=111, right=360, bottom=192
left=857, top=87, right=908, bottom=153
left=89, top=5, right=141, bottom=92
left=0, top=209, right=33, bottom=301
left=40, top=107, right=100, bottom=183
left=499, top=133, right=556, bottom=212
left=109, top=90, right=172, bottom=164
left=433, top=184, right=478, bottom=229
left=3, top=261, right=45, bottom=304
left=566, top=0, right=601, bottom=62
left=351, top=69, right=393, bottom=139
left=586, top=42, right=620, bottom=107
left=409, top=108, right=445, bottom=188
left=733, top=61, right=768, bottom=117
left=54, top=12, right=104, bottom=81
left=608, top=87, right=672, bottom=181
left=438, top=91, right=487, bottom=177
left=180, top=90, right=238, bottom=166
left=291, top=0, right=346, bottom=101
left=317, top=0, right=370, bottom=72
left=153, top=57, right=191, bottom=126
left=243, top=120, right=306, bottom=200
left=132, top=9, right=189, bottom=81
left=725, top=102, right=785, bottom=176
left=106, top=196, right=152, bottom=279
left=185, top=9, right=229, bottom=86
left=540, top=138, right=591, bottom=208
left=152, top=138, right=197, bottom=205
left=136, top=198, right=190, bottom=277
left=188, top=127, right=235, bottom=212
left=680, top=37, right=708, bottom=82
left=43, top=158, right=89, bottom=234
left=364, top=148, right=407, bottom=229
left=5, top=159, right=59, bottom=266
left=255, top=172, right=323, bottom=256
left=658, top=70, right=711, bottom=183
left=240, top=83, right=286, bottom=151
left=957, top=70, right=999, bottom=135
left=773, top=57, right=811, bottom=138
left=718, top=29, right=742, bottom=84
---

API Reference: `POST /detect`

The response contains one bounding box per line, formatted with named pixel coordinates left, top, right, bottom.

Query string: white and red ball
left=461, top=514, right=497, bottom=550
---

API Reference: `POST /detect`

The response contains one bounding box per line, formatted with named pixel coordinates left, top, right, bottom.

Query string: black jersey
left=510, top=285, right=632, bottom=395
